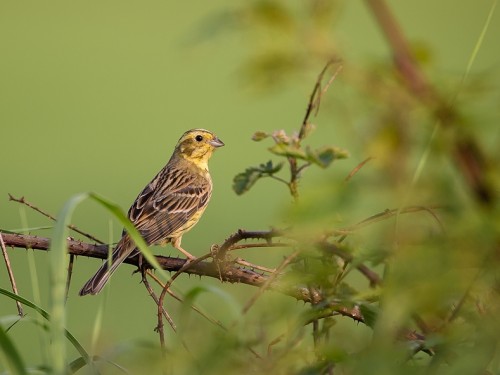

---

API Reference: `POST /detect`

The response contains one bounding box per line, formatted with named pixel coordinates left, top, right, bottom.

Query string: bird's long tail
left=79, top=236, right=136, bottom=296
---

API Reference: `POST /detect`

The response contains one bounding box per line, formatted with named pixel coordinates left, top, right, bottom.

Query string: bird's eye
left=195, top=135, right=203, bottom=142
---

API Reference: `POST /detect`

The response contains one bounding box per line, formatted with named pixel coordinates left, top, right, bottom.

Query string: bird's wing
left=127, top=165, right=211, bottom=245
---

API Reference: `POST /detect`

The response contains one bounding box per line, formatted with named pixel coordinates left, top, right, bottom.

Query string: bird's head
left=174, top=129, right=224, bottom=169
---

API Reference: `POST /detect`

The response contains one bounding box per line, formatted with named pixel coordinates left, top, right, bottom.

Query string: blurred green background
left=1, top=1, right=499, bottom=373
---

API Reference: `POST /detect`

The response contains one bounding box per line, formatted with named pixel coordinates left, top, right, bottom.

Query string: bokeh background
left=1, top=1, right=499, bottom=373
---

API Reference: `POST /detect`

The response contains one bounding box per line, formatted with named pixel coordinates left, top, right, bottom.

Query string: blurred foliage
left=2, top=1, right=500, bottom=375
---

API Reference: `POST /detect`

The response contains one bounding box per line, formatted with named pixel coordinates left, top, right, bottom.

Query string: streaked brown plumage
left=79, top=129, right=224, bottom=296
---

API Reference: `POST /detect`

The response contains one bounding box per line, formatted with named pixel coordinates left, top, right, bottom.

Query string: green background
left=1, top=0, right=499, bottom=372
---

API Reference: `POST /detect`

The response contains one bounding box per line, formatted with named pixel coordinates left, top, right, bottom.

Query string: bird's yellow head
left=174, top=129, right=224, bottom=170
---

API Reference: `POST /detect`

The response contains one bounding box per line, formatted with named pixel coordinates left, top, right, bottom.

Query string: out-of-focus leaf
left=233, top=168, right=262, bottom=195
left=306, top=146, right=349, bottom=168
left=250, top=1, right=294, bottom=31
left=359, top=303, right=379, bottom=329
left=252, top=131, right=269, bottom=141
left=269, top=143, right=307, bottom=160
left=336, top=282, right=358, bottom=299
left=243, top=52, right=300, bottom=88
left=269, top=143, right=349, bottom=168
left=233, top=160, right=283, bottom=195
left=260, top=160, right=283, bottom=173
left=296, top=360, right=335, bottom=375
left=301, top=122, right=316, bottom=139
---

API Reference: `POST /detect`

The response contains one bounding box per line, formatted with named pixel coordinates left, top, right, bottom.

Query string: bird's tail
left=79, top=236, right=135, bottom=296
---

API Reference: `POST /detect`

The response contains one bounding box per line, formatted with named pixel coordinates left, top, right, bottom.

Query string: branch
left=1, top=230, right=435, bottom=351
left=0, top=232, right=322, bottom=304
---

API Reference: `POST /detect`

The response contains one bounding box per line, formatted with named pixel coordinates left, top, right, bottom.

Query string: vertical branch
left=287, top=157, right=300, bottom=201
left=363, top=0, right=433, bottom=99
left=0, top=233, right=24, bottom=316
left=298, top=59, right=343, bottom=142
left=364, top=0, right=495, bottom=205
left=288, top=59, right=343, bottom=200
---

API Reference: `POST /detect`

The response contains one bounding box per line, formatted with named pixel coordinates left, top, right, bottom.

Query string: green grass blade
left=0, top=288, right=92, bottom=366
left=88, top=192, right=171, bottom=282
left=464, top=0, right=497, bottom=78
left=0, top=323, right=27, bottom=375
left=49, top=192, right=89, bottom=375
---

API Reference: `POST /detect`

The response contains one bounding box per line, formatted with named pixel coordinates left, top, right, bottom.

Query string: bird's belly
left=160, top=206, right=208, bottom=245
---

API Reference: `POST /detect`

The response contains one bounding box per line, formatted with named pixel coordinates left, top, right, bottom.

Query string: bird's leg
left=172, top=237, right=196, bottom=261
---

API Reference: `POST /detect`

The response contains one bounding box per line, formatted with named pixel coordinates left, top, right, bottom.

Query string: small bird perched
left=79, top=129, right=224, bottom=296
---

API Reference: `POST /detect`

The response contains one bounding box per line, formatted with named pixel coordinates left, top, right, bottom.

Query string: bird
left=79, top=128, right=224, bottom=296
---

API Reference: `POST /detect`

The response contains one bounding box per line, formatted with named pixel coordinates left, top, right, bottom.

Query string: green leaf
left=269, top=143, right=308, bottom=160
left=0, top=324, right=27, bottom=375
left=0, top=288, right=93, bottom=370
left=306, top=146, right=349, bottom=168
left=50, top=192, right=89, bottom=375
left=359, top=303, right=379, bottom=329
left=88, top=193, right=171, bottom=283
left=232, top=161, right=283, bottom=195
left=233, top=168, right=263, bottom=195
left=251, top=131, right=269, bottom=141
left=260, top=160, right=283, bottom=174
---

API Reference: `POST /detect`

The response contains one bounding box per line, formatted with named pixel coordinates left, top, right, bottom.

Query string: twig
left=334, top=205, right=444, bottom=242
left=345, top=157, right=374, bottom=182
left=287, top=59, right=342, bottom=200
left=228, top=242, right=292, bottom=251
left=142, top=272, right=176, bottom=332
left=154, top=252, right=214, bottom=349
left=147, top=270, right=227, bottom=332
left=215, top=229, right=284, bottom=262
left=234, top=258, right=276, bottom=273
left=242, top=249, right=300, bottom=315
left=267, top=334, right=285, bottom=356
left=320, top=206, right=444, bottom=287
left=146, top=270, right=263, bottom=359
left=299, top=59, right=343, bottom=141
left=0, top=233, right=24, bottom=316
left=8, top=194, right=104, bottom=244
left=141, top=271, right=175, bottom=358
left=318, top=241, right=381, bottom=287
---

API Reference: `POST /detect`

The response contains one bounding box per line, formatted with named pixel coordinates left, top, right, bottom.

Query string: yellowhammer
left=79, top=129, right=224, bottom=296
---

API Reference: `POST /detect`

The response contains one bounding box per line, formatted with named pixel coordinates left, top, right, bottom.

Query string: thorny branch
left=1, top=231, right=363, bottom=318
left=1, top=204, right=440, bottom=358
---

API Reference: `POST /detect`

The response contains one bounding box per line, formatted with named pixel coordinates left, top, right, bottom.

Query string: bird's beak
left=209, top=137, right=225, bottom=148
